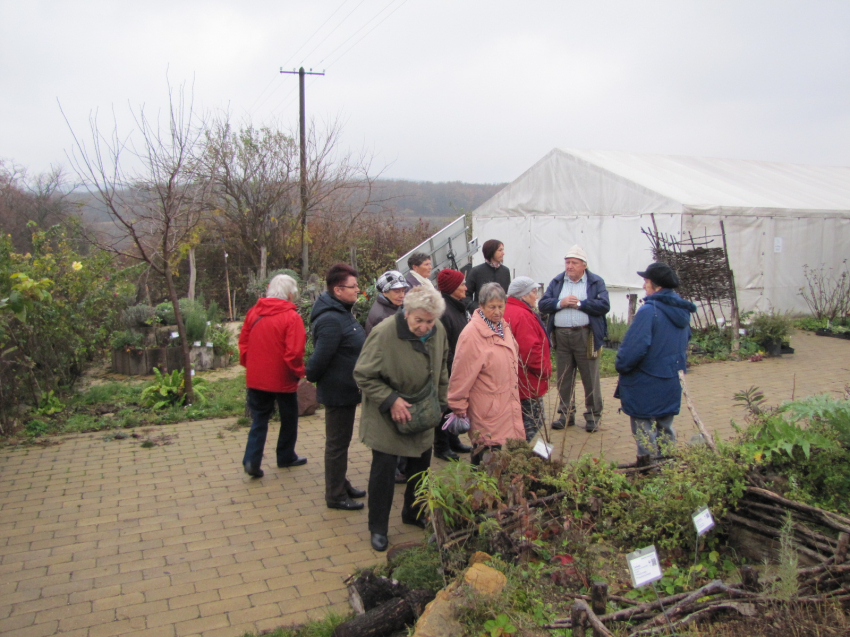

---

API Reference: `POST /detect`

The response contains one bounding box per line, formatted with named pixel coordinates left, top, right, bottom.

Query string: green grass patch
left=239, top=611, right=349, bottom=637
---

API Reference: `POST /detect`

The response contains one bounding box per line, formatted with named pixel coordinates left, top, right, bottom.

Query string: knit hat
left=375, top=270, right=409, bottom=293
left=564, top=244, right=588, bottom=264
left=507, top=276, right=537, bottom=299
left=437, top=269, right=465, bottom=294
left=637, top=262, right=679, bottom=289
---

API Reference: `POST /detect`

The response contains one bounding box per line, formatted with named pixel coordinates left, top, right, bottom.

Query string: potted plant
left=748, top=311, right=793, bottom=357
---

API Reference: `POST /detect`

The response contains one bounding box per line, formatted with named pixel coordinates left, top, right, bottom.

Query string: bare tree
left=200, top=115, right=385, bottom=282
left=199, top=117, right=299, bottom=280
left=63, top=82, right=210, bottom=402
left=0, top=161, right=73, bottom=251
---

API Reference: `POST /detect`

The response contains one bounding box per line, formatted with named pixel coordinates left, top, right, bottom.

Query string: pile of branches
left=540, top=481, right=850, bottom=636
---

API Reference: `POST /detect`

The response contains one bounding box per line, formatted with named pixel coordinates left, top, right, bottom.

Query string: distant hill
left=375, top=179, right=506, bottom=224
left=69, top=179, right=507, bottom=228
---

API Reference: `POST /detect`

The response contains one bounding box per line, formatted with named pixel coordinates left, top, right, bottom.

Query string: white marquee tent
left=471, top=148, right=850, bottom=318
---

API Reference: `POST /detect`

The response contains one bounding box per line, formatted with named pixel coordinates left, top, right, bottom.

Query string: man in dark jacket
left=465, top=239, right=510, bottom=307
left=539, top=245, right=610, bottom=432
left=306, top=264, right=367, bottom=511
left=433, top=269, right=473, bottom=460
left=239, top=274, right=307, bottom=478
left=615, top=262, right=696, bottom=461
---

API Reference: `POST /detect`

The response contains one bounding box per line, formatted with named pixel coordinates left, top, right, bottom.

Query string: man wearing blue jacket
left=615, top=262, right=696, bottom=461
left=539, top=245, right=610, bottom=432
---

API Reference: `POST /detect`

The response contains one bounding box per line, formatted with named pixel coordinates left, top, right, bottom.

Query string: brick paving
left=0, top=331, right=848, bottom=636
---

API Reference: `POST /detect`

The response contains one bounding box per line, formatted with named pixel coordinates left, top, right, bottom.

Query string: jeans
left=630, top=415, right=676, bottom=458
left=368, top=448, right=431, bottom=535
left=243, top=388, right=299, bottom=469
left=325, top=405, right=357, bottom=502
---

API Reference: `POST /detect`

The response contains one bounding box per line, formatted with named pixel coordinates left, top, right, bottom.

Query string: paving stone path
left=1, top=331, right=847, bottom=636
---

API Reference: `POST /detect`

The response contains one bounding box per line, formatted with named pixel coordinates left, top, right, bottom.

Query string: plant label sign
left=627, top=545, right=662, bottom=588
left=532, top=439, right=553, bottom=459
left=692, top=506, right=714, bottom=535
left=171, top=331, right=179, bottom=339
left=193, top=341, right=201, bottom=347
left=206, top=342, right=213, bottom=348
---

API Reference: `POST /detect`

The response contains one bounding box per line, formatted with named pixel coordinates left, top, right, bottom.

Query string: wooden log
left=591, top=580, right=608, bottom=616
left=346, top=571, right=409, bottom=614
left=570, top=602, right=587, bottom=637
left=573, top=600, right=614, bottom=637
left=332, top=597, right=413, bottom=637
left=404, top=589, right=435, bottom=618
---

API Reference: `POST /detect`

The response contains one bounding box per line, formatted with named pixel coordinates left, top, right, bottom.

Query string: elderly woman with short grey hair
left=238, top=274, right=307, bottom=478
left=353, top=286, right=449, bottom=552
left=448, top=282, right=524, bottom=464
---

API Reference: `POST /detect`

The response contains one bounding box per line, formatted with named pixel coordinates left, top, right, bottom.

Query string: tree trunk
left=187, top=247, right=196, bottom=301
left=332, top=597, right=413, bottom=637
left=347, top=571, right=409, bottom=614
left=259, top=245, right=268, bottom=282
left=164, top=268, right=193, bottom=403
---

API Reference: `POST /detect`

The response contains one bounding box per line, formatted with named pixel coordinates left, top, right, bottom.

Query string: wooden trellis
left=641, top=219, right=740, bottom=334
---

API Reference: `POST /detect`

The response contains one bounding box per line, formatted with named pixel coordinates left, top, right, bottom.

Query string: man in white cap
left=539, top=245, right=610, bottom=432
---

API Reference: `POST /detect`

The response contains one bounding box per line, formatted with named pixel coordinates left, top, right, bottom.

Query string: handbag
left=394, top=379, right=442, bottom=435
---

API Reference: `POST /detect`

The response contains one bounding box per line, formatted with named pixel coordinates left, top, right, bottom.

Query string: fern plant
left=140, top=368, right=207, bottom=409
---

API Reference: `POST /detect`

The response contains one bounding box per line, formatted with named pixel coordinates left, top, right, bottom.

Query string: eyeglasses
left=336, top=284, right=360, bottom=290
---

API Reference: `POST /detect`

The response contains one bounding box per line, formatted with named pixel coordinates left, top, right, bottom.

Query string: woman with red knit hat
left=465, top=239, right=510, bottom=307
left=434, top=269, right=473, bottom=460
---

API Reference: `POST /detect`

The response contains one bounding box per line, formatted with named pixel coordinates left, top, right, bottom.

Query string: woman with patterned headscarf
left=365, top=270, right=409, bottom=336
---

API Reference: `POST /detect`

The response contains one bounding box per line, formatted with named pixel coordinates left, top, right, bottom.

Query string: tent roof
left=475, top=148, right=850, bottom=218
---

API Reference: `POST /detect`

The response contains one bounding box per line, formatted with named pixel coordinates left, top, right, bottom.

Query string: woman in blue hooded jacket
left=615, top=263, right=696, bottom=460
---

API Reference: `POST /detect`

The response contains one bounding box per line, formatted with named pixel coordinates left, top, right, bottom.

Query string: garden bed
left=111, top=345, right=230, bottom=375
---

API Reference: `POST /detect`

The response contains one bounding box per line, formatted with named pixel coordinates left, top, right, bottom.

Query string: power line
left=248, top=0, right=352, bottom=117
left=300, top=0, right=369, bottom=65
left=323, top=0, right=413, bottom=70
left=319, top=0, right=403, bottom=67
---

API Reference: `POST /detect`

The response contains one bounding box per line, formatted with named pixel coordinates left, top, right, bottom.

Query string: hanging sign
left=170, top=331, right=179, bottom=339
left=626, top=546, right=663, bottom=588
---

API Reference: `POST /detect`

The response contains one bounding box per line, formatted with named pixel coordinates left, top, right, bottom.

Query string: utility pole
left=280, top=66, right=325, bottom=280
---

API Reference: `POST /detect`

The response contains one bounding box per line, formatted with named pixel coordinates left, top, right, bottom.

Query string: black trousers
left=325, top=405, right=357, bottom=502
left=433, top=409, right=464, bottom=453
left=243, top=389, right=298, bottom=468
left=368, top=448, right=431, bottom=535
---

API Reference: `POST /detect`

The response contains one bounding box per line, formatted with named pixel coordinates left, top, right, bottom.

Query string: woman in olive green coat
left=353, top=286, right=449, bottom=552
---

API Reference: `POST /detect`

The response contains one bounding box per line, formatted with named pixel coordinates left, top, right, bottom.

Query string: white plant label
left=170, top=331, right=179, bottom=339
left=692, top=506, right=715, bottom=535
left=206, top=342, right=213, bottom=348
left=532, top=439, right=553, bottom=459
left=627, top=546, right=663, bottom=588
left=193, top=341, right=201, bottom=347
left=190, top=369, right=195, bottom=376
left=774, top=237, right=783, bottom=253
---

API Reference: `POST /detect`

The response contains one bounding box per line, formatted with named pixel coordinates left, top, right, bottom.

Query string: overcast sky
left=2, top=0, right=849, bottom=184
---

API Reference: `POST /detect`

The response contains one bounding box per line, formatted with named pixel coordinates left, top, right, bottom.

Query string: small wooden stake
left=678, top=370, right=717, bottom=453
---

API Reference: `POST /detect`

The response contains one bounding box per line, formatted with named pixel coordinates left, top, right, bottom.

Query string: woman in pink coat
left=448, top=282, right=525, bottom=464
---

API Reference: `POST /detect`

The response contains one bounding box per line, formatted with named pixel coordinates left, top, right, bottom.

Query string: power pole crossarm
left=280, top=66, right=325, bottom=280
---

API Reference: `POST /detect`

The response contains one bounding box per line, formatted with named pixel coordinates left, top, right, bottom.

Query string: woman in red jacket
left=239, top=274, right=307, bottom=478
left=503, top=276, right=551, bottom=441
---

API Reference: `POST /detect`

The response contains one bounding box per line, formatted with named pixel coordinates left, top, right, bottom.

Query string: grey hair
left=266, top=274, right=298, bottom=301
left=478, top=282, right=507, bottom=307
left=403, top=286, right=445, bottom=318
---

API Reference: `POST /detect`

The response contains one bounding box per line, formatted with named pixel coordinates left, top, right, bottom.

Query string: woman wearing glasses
left=306, top=263, right=367, bottom=511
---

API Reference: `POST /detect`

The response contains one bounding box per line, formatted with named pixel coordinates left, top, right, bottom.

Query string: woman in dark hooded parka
left=615, top=263, right=696, bottom=461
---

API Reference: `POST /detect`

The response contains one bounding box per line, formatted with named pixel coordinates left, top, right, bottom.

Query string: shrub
left=121, top=304, right=156, bottom=329
left=800, top=260, right=850, bottom=321
left=140, top=368, right=207, bottom=409
left=0, top=224, right=137, bottom=430
left=748, top=310, right=793, bottom=348
left=111, top=330, right=143, bottom=350
left=184, top=306, right=208, bottom=342
left=207, top=323, right=235, bottom=357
